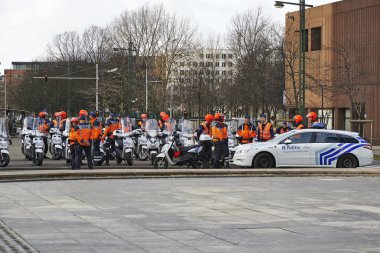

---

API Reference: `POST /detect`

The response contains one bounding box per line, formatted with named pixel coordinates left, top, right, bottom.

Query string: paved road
left=0, top=177, right=379, bottom=252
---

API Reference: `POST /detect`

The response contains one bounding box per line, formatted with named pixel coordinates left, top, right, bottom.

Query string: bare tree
left=47, top=31, right=83, bottom=61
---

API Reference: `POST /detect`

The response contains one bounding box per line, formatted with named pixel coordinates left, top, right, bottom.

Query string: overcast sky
left=0, top=0, right=338, bottom=75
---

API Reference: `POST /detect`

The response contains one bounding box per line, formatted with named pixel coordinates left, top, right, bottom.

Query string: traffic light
left=44, top=75, right=48, bottom=82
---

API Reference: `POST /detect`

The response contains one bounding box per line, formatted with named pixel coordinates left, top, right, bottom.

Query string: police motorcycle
left=154, top=130, right=212, bottom=169
left=145, top=119, right=161, bottom=164
left=48, top=124, right=63, bottom=160
left=23, top=117, right=46, bottom=166
left=62, top=117, right=71, bottom=164
left=0, top=118, right=11, bottom=167
left=113, top=117, right=135, bottom=166
left=21, top=118, right=29, bottom=159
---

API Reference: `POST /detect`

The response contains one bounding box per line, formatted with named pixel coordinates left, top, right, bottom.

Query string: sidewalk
left=0, top=167, right=379, bottom=182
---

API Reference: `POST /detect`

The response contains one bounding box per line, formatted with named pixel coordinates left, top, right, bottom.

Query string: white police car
left=232, top=129, right=373, bottom=168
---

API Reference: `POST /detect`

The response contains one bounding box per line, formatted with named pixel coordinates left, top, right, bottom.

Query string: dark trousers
left=74, top=144, right=93, bottom=169
left=43, top=137, right=48, bottom=154
left=105, top=138, right=115, bottom=164
left=213, top=141, right=223, bottom=168
left=69, top=144, right=76, bottom=169
left=222, top=139, right=230, bottom=163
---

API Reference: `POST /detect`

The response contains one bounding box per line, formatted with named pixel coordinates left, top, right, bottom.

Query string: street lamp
left=145, top=67, right=161, bottom=113
left=274, top=0, right=313, bottom=122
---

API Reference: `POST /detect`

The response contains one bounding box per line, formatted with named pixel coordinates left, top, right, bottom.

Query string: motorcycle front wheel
left=154, top=157, right=168, bottom=169
left=0, top=153, right=10, bottom=167
left=52, top=148, right=62, bottom=160
left=36, top=153, right=44, bottom=166
left=138, top=149, right=148, bottom=161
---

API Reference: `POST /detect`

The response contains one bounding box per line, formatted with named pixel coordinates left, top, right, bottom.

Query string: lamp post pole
left=145, top=67, right=148, bottom=113
left=274, top=0, right=312, bottom=123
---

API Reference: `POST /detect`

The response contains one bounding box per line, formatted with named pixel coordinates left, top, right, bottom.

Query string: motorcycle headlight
left=34, top=138, right=44, bottom=148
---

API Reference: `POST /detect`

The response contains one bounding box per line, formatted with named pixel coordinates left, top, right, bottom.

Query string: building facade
left=285, top=0, right=380, bottom=143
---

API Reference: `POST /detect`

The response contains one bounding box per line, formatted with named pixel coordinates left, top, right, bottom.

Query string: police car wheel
left=337, top=154, right=358, bottom=168
left=253, top=153, right=275, bottom=168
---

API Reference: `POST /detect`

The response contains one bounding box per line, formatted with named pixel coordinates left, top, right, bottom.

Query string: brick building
left=285, top=0, right=380, bottom=143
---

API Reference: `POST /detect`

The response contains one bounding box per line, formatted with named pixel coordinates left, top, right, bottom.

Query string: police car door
left=310, top=132, right=343, bottom=166
left=276, top=132, right=313, bottom=166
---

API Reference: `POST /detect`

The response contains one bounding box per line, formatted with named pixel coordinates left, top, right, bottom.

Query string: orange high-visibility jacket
left=237, top=123, right=256, bottom=143
left=258, top=122, right=272, bottom=141
left=90, top=118, right=102, bottom=140
left=76, top=123, right=92, bottom=146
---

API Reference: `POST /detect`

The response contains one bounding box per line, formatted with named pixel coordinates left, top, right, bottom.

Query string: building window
left=193, top=62, right=198, bottom=67
left=222, top=70, right=226, bottom=75
left=222, top=54, right=226, bottom=59
left=180, top=70, right=185, bottom=75
left=311, top=27, right=322, bottom=51
left=180, top=62, right=185, bottom=67
left=215, top=62, right=220, bottom=67
left=206, top=54, right=213, bottom=59
left=199, top=62, right=204, bottom=67
left=199, top=54, right=204, bottom=58
left=222, top=62, right=226, bottom=67
left=228, top=62, right=233, bottom=67
left=215, top=70, right=220, bottom=75
left=228, top=54, right=233, bottom=59
left=215, top=54, right=220, bottom=59
left=228, top=71, right=233, bottom=76
left=206, top=62, right=213, bottom=67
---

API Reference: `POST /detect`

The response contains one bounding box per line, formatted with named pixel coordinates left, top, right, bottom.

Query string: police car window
left=315, top=132, right=340, bottom=143
left=338, top=134, right=359, bottom=143
left=281, top=132, right=313, bottom=144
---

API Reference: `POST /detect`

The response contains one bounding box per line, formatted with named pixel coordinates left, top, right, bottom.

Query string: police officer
left=220, top=115, right=230, bottom=168
left=237, top=114, right=256, bottom=144
left=52, top=112, right=61, bottom=128
left=158, top=112, right=167, bottom=131
left=293, top=115, right=306, bottom=129
left=211, top=113, right=227, bottom=168
left=59, top=111, right=67, bottom=132
left=38, top=111, right=52, bottom=158
left=257, top=113, right=274, bottom=142
left=196, top=114, right=214, bottom=165
left=103, top=114, right=119, bottom=166
left=138, top=114, right=148, bottom=131
left=276, top=121, right=292, bottom=134
left=74, top=116, right=93, bottom=169
left=68, top=117, right=78, bottom=169
left=89, top=111, right=102, bottom=163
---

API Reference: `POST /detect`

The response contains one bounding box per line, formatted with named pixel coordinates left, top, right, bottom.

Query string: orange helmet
left=306, top=112, right=317, bottom=121
left=160, top=111, right=166, bottom=117
left=79, top=109, right=88, bottom=117
left=60, top=111, right=67, bottom=119
left=39, top=111, right=48, bottom=118
left=141, top=114, right=147, bottom=119
left=54, top=112, right=61, bottom=118
left=162, top=114, right=170, bottom=122
left=293, top=115, right=303, bottom=124
left=214, top=113, right=221, bottom=120
left=70, top=117, right=79, bottom=123
left=205, top=114, right=214, bottom=123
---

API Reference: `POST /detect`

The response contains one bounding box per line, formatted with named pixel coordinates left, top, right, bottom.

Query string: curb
left=0, top=168, right=379, bottom=182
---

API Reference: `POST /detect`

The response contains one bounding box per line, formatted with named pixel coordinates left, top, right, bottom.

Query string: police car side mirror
left=284, top=139, right=292, bottom=145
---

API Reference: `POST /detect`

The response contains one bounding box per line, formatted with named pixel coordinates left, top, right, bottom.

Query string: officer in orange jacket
left=68, top=117, right=78, bottom=169
left=59, top=111, right=67, bottom=132
left=52, top=112, right=61, bottom=128
left=89, top=111, right=102, bottom=160
left=74, top=116, right=93, bottom=169
left=306, top=112, right=319, bottom=128
left=237, top=114, right=257, bottom=144
left=220, top=115, right=230, bottom=167
left=257, top=113, right=274, bottom=142
left=212, top=113, right=228, bottom=168
left=103, top=114, right=119, bottom=166
left=158, top=111, right=167, bottom=131
left=38, top=111, right=52, bottom=157
left=293, top=115, right=306, bottom=130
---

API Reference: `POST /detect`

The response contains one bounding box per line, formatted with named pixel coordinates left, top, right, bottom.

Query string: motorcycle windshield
left=0, top=118, right=9, bottom=138
left=65, top=118, right=73, bottom=131
left=121, top=117, right=134, bottom=134
left=180, top=120, right=194, bottom=134
left=163, top=119, right=176, bottom=134
left=23, top=117, right=40, bottom=131
left=145, top=119, right=159, bottom=134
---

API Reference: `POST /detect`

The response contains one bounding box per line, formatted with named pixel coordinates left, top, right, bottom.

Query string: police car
left=232, top=129, right=373, bottom=168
